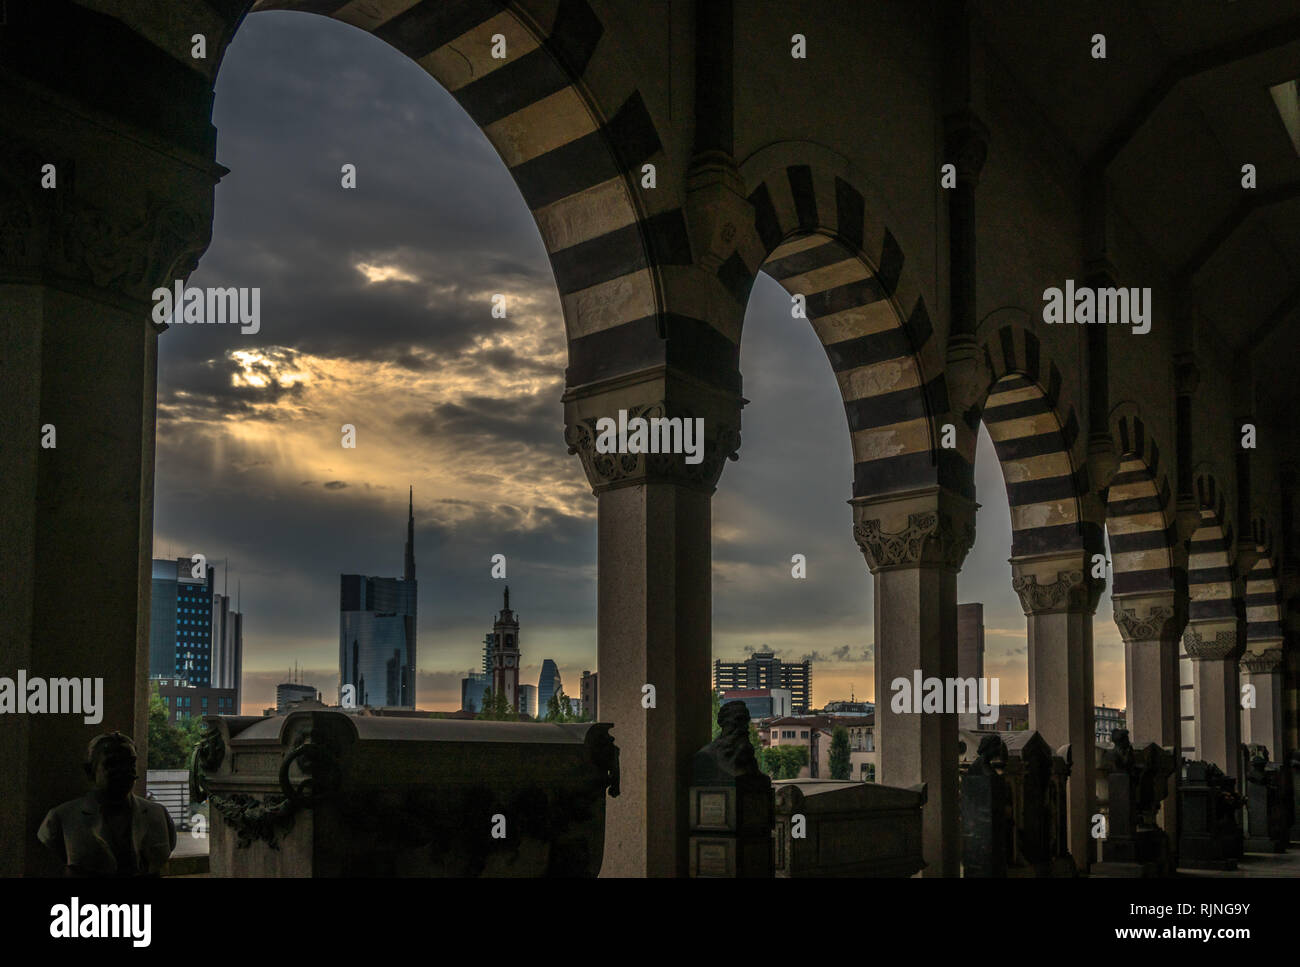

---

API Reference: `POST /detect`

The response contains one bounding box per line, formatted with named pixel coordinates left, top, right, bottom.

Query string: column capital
left=0, top=107, right=220, bottom=308
left=1112, top=591, right=1188, bottom=644
left=1240, top=647, right=1284, bottom=675
left=562, top=369, right=743, bottom=496
left=1010, top=564, right=1103, bottom=616
left=849, top=488, right=977, bottom=573
left=1183, top=624, right=1241, bottom=661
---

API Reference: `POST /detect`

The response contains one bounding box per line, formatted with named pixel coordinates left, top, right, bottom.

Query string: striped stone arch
left=245, top=0, right=723, bottom=390
left=1106, top=408, right=1182, bottom=596
left=976, top=318, right=1095, bottom=559
left=1245, top=518, right=1284, bottom=648
left=1187, top=472, right=1240, bottom=626
left=719, top=146, right=959, bottom=501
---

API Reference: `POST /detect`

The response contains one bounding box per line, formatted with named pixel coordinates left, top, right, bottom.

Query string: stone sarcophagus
left=193, top=709, right=619, bottom=877
left=1243, top=746, right=1288, bottom=854
left=1177, top=759, right=1243, bottom=870
left=1100, top=729, right=1175, bottom=875
left=773, top=779, right=926, bottom=877
left=958, top=731, right=1073, bottom=877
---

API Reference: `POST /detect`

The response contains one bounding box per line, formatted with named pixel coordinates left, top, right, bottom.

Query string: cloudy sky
left=155, top=11, right=1125, bottom=715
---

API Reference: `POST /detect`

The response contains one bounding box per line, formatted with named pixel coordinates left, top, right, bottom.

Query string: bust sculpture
left=38, top=731, right=177, bottom=876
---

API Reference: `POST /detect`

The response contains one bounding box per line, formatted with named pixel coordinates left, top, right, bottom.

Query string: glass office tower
left=339, top=490, right=418, bottom=708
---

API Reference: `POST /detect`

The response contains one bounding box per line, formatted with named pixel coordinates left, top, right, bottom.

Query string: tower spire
left=404, top=486, right=415, bottom=581
left=504, top=585, right=509, bottom=611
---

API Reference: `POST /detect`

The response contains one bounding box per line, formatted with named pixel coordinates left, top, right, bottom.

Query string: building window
left=862, top=764, right=875, bottom=782
left=782, top=730, right=796, bottom=739
left=799, top=730, right=809, bottom=738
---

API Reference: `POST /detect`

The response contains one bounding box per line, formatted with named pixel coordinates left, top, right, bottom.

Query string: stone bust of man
left=38, top=731, right=176, bottom=877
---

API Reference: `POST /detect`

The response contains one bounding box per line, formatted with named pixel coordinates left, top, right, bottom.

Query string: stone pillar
left=0, top=73, right=218, bottom=874
left=1113, top=592, right=1188, bottom=846
left=1241, top=648, right=1286, bottom=761
left=1184, top=624, right=1245, bottom=778
left=565, top=373, right=742, bottom=877
left=1010, top=557, right=1103, bottom=871
left=851, top=488, right=976, bottom=877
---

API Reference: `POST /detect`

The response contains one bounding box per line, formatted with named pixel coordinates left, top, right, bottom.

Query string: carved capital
left=852, top=504, right=975, bottom=573
left=1240, top=647, right=1284, bottom=675
left=1012, top=569, right=1101, bottom=616
left=1113, top=602, right=1186, bottom=644
left=1183, top=627, right=1239, bottom=661
left=0, top=135, right=214, bottom=304
left=564, top=398, right=741, bottom=495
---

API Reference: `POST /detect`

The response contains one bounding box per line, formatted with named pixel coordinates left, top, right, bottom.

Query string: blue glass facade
left=148, top=558, right=214, bottom=686
left=340, top=575, right=417, bottom=708
left=339, top=492, right=418, bottom=709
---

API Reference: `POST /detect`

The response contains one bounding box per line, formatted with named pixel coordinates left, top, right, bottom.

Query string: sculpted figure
left=38, top=731, right=176, bottom=876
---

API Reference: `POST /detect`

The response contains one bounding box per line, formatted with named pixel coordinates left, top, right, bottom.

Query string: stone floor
left=1177, top=845, right=1300, bottom=878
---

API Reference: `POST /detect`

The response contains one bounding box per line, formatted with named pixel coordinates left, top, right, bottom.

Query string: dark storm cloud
left=398, top=390, right=561, bottom=450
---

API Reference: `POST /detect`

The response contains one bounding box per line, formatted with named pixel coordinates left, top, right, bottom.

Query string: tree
left=759, top=745, right=808, bottom=780
left=711, top=690, right=723, bottom=740
left=829, top=726, right=851, bottom=780
left=547, top=688, right=575, bottom=723
left=147, top=684, right=204, bottom=769
left=748, top=722, right=763, bottom=762
left=477, top=688, right=515, bottom=721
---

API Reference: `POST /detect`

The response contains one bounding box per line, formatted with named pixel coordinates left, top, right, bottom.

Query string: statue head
left=717, top=699, right=751, bottom=738
left=84, top=731, right=138, bottom=800
left=1111, top=728, right=1131, bottom=751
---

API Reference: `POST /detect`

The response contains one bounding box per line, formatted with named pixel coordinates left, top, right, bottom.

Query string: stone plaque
left=697, top=840, right=730, bottom=876
left=699, top=791, right=728, bottom=828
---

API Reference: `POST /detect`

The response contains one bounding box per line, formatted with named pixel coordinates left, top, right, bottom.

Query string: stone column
left=1184, top=623, right=1245, bottom=778
left=1010, top=556, right=1103, bottom=871
left=1113, top=592, right=1188, bottom=844
left=0, top=77, right=218, bottom=873
left=851, top=488, right=976, bottom=877
left=565, top=372, right=742, bottom=877
left=1240, top=648, right=1286, bottom=761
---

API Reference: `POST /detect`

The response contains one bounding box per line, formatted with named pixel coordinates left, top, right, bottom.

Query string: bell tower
left=491, top=586, right=520, bottom=712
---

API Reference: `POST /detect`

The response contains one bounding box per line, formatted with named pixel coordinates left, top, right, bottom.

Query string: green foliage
left=748, top=722, right=763, bottom=762
left=711, top=690, right=723, bottom=740
left=760, top=744, right=808, bottom=780
left=546, top=688, right=577, bottom=723
left=829, top=726, right=852, bottom=780
left=147, top=683, right=204, bottom=770
left=477, top=688, right=515, bottom=721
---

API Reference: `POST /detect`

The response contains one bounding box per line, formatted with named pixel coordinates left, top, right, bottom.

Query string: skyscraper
left=339, top=490, right=418, bottom=708
left=149, top=557, right=215, bottom=686
left=210, top=569, right=244, bottom=710
left=714, top=652, right=812, bottom=714
left=538, top=658, right=561, bottom=714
